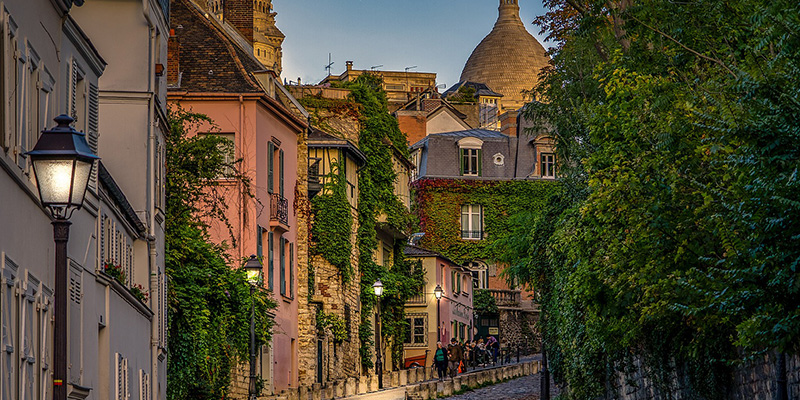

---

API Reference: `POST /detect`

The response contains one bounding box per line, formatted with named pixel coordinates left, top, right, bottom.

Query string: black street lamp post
left=373, top=280, right=384, bottom=389
left=26, top=115, right=99, bottom=400
left=434, top=284, right=443, bottom=342
left=244, top=255, right=263, bottom=400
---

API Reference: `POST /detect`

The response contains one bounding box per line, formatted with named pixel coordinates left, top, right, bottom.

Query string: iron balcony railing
left=461, top=230, right=484, bottom=240
left=270, top=193, right=289, bottom=226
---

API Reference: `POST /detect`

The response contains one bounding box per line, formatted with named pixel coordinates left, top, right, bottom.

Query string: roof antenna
left=408, top=232, right=425, bottom=246
left=370, top=64, right=383, bottom=71
left=324, top=53, right=334, bottom=77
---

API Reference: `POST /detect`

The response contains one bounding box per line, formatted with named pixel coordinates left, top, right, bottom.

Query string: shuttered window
left=279, top=237, right=286, bottom=296
left=2, top=256, right=19, bottom=400
left=289, top=243, right=294, bottom=298
left=267, top=231, right=274, bottom=291
left=20, top=274, right=38, bottom=400
left=267, top=141, right=274, bottom=193
left=87, top=83, right=99, bottom=191
left=139, top=370, right=150, bottom=400
left=68, top=263, right=82, bottom=384
left=279, top=148, right=284, bottom=196
left=115, top=353, right=129, bottom=400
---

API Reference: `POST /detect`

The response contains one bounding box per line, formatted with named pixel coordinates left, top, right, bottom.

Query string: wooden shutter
left=20, top=274, right=38, bottom=400
left=0, top=16, right=6, bottom=151
left=87, top=83, right=99, bottom=191
left=279, top=237, right=285, bottom=296
left=69, top=59, right=78, bottom=121
left=256, top=226, right=263, bottom=259
left=267, top=232, right=274, bottom=291
left=68, top=264, right=82, bottom=384
left=139, top=370, right=150, bottom=400
left=1, top=257, right=19, bottom=400
left=477, top=149, right=482, bottom=176
left=279, top=149, right=284, bottom=196
left=38, top=285, right=52, bottom=400
left=289, top=243, right=294, bottom=298
left=267, top=142, right=274, bottom=193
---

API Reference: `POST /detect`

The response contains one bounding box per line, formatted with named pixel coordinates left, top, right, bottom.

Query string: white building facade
left=0, top=0, right=167, bottom=399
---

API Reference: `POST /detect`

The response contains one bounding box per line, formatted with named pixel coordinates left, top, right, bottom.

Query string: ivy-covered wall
left=413, top=178, right=560, bottom=266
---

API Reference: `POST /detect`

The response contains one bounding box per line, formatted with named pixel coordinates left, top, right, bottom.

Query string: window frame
left=541, top=152, right=555, bottom=178
left=403, top=313, right=427, bottom=347
left=460, top=204, right=483, bottom=240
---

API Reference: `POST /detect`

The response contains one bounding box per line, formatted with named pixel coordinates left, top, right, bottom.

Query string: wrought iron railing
left=270, top=193, right=289, bottom=226
left=461, top=230, right=484, bottom=240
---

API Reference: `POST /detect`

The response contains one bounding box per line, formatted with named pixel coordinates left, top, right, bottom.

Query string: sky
left=275, top=0, right=550, bottom=90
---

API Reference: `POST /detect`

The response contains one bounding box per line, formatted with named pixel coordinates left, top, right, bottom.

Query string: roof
left=443, top=81, right=504, bottom=99
left=308, top=127, right=367, bottom=165
left=459, top=0, right=550, bottom=109
left=98, top=163, right=147, bottom=237
left=403, top=245, right=466, bottom=271
left=169, top=0, right=266, bottom=93
left=410, top=128, right=510, bottom=150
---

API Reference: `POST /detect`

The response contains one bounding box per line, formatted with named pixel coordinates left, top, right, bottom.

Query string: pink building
left=167, top=0, right=307, bottom=393
left=403, top=245, right=474, bottom=368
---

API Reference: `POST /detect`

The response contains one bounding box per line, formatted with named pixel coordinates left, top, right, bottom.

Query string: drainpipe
left=141, top=1, right=160, bottom=399
left=239, top=95, right=245, bottom=261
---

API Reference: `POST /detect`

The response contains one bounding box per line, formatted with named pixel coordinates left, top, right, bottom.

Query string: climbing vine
left=316, top=309, right=348, bottom=343
left=310, top=160, right=353, bottom=282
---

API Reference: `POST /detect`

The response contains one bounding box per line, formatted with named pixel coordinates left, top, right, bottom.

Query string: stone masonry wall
left=606, top=353, right=800, bottom=400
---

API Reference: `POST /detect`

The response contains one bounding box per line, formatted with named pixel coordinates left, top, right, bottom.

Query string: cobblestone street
left=438, top=373, right=559, bottom=400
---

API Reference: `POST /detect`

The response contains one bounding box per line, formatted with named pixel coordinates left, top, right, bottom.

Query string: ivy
left=310, top=160, right=353, bottom=282
left=165, top=108, right=277, bottom=400
left=473, top=289, right=499, bottom=315
left=316, top=310, right=348, bottom=343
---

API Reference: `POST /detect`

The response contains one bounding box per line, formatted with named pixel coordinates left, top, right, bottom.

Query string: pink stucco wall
left=169, top=93, right=304, bottom=393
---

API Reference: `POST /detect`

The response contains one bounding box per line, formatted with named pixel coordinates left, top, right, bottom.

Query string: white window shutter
left=1, top=257, right=19, bottom=400
left=87, top=83, right=99, bottom=191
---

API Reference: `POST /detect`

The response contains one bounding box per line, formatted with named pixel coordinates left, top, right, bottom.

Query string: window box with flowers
left=103, top=262, right=149, bottom=304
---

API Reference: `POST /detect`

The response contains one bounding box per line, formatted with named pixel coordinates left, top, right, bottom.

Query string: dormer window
left=541, top=153, right=555, bottom=178
left=458, top=137, right=483, bottom=177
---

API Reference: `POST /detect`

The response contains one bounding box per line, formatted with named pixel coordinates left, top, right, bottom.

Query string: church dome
left=460, top=0, right=549, bottom=110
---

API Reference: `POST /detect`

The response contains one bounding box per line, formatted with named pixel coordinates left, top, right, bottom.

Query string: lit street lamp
left=26, top=114, right=99, bottom=400
left=373, top=280, right=384, bottom=389
left=244, top=255, right=263, bottom=400
left=434, top=284, right=443, bottom=342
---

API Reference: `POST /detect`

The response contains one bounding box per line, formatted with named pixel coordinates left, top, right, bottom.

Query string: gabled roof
left=308, top=127, right=366, bottom=165
left=443, top=81, right=504, bottom=99
left=403, top=245, right=469, bottom=272
left=410, top=128, right=510, bottom=150
left=170, top=0, right=265, bottom=93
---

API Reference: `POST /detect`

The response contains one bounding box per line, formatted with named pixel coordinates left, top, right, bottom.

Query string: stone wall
left=251, top=360, right=541, bottom=400
left=498, top=309, right=538, bottom=352
left=605, top=353, right=800, bottom=400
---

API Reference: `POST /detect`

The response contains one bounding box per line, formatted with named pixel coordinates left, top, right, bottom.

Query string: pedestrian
left=434, top=342, right=448, bottom=381
left=447, top=337, right=463, bottom=378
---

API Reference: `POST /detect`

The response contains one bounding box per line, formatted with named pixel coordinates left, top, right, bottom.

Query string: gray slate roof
left=411, top=128, right=509, bottom=150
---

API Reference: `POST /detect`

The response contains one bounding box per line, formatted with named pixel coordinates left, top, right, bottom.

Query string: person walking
left=434, top=342, right=448, bottom=381
left=447, top=338, right=463, bottom=379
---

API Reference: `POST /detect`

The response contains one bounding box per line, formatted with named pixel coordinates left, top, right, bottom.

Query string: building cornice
left=168, top=91, right=308, bottom=133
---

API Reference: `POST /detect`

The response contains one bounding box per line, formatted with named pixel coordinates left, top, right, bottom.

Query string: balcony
left=486, top=289, right=521, bottom=308
left=406, top=294, right=426, bottom=306
left=461, top=230, right=484, bottom=240
left=270, top=193, right=289, bottom=229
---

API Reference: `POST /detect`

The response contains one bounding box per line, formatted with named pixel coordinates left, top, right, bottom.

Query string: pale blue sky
left=276, top=0, right=549, bottom=89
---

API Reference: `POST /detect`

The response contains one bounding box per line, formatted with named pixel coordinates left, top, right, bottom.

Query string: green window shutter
left=268, top=142, right=274, bottom=193
left=477, top=149, right=482, bottom=176
left=289, top=243, right=294, bottom=298
left=279, top=149, right=285, bottom=196
left=279, top=237, right=286, bottom=296
left=268, top=232, right=274, bottom=291
left=256, top=226, right=263, bottom=259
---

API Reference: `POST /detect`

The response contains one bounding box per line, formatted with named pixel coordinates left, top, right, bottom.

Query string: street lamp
left=434, top=284, right=443, bottom=342
left=244, top=255, right=263, bottom=400
left=373, top=279, right=384, bottom=389
left=26, top=114, right=99, bottom=400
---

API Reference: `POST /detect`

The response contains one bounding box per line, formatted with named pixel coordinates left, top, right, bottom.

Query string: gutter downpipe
left=142, top=1, right=160, bottom=399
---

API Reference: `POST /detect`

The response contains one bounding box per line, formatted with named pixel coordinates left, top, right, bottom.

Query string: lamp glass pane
left=69, top=159, right=94, bottom=206
left=32, top=159, right=75, bottom=205
left=373, top=283, right=383, bottom=297
left=246, top=269, right=262, bottom=285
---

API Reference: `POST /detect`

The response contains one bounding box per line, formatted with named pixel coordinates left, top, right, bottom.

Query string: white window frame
left=404, top=313, right=427, bottom=347
left=460, top=204, right=483, bottom=240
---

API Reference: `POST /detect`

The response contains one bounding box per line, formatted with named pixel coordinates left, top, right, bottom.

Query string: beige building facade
left=1, top=0, right=168, bottom=399
left=320, top=61, right=437, bottom=110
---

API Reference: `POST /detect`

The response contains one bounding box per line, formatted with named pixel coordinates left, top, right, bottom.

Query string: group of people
left=433, top=336, right=500, bottom=381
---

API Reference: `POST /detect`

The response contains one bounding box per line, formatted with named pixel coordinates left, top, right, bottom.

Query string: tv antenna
left=370, top=64, right=383, bottom=71
left=404, top=65, right=417, bottom=73
left=324, top=53, right=334, bottom=77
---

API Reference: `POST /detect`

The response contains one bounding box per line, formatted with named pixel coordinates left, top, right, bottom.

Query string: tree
left=165, top=108, right=277, bottom=399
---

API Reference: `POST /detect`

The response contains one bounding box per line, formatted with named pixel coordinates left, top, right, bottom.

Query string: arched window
left=457, top=137, right=483, bottom=176
left=463, top=261, right=489, bottom=289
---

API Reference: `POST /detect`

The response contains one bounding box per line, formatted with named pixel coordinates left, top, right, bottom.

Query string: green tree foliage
left=501, top=0, right=800, bottom=397
left=473, top=289, right=499, bottom=315
left=165, top=108, right=277, bottom=399
left=341, top=74, right=425, bottom=371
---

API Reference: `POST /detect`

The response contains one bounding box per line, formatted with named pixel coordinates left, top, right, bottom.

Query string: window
left=2, top=15, right=19, bottom=153
left=279, top=148, right=284, bottom=196
left=460, top=204, right=483, bottom=240
left=289, top=242, right=294, bottom=298
left=199, top=133, right=235, bottom=178
left=267, top=141, right=274, bottom=193
left=382, top=245, right=392, bottom=267
left=404, top=314, right=426, bottom=346
left=87, top=82, right=98, bottom=191
left=465, top=261, right=488, bottom=289
left=268, top=231, right=274, bottom=291
left=139, top=370, right=151, bottom=400
left=115, top=353, right=129, bottom=400
left=451, top=270, right=457, bottom=294
left=541, top=153, right=555, bottom=178
left=410, top=150, right=420, bottom=181
left=279, top=236, right=286, bottom=296
left=256, top=225, right=263, bottom=259
left=460, top=148, right=480, bottom=176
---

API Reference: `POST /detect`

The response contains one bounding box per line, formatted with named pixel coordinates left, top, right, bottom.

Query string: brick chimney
left=397, top=111, right=428, bottom=146
left=167, top=29, right=180, bottom=87
left=224, top=0, right=254, bottom=44
left=500, top=110, right=518, bottom=136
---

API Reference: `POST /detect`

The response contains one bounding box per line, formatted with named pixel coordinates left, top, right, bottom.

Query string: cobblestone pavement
left=438, top=373, right=559, bottom=400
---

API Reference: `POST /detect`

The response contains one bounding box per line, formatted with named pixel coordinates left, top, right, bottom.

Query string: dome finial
left=497, top=0, right=522, bottom=27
